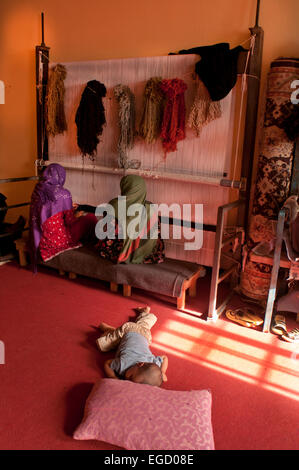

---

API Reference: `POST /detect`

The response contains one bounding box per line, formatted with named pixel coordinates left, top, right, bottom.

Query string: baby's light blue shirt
left=110, top=331, right=163, bottom=376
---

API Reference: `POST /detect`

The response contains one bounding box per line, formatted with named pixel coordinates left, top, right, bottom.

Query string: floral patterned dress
left=96, top=216, right=165, bottom=264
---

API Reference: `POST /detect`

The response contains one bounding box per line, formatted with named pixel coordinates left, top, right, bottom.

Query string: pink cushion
left=73, top=379, right=215, bottom=450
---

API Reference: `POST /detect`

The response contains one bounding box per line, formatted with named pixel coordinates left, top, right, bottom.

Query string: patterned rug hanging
left=75, top=80, right=107, bottom=161
left=139, top=77, right=164, bottom=144
left=159, top=78, right=187, bottom=155
left=188, top=79, right=222, bottom=136
left=240, top=57, right=299, bottom=301
left=46, top=64, right=68, bottom=137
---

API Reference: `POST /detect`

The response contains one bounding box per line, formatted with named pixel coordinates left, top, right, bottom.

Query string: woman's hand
left=74, top=210, right=84, bottom=218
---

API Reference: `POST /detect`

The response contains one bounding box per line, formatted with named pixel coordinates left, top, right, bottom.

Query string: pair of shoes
left=271, top=315, right=299, bottom=343
left=226, top=308, right=264, bottom=328
left=226, top=309, right=252, bottom=327
left=271, top=314, right=287, bottom=335
left=281, top=327, right=299, bottom=343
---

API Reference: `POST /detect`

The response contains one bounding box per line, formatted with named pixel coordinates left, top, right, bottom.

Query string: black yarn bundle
left=171, top=43, right=244, bottom=102
left=75, top=80, right=107, bottom=160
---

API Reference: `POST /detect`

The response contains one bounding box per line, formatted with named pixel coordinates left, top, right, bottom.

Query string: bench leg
left=189, top=280, right=197, bottom=297
left=297, top=313, right=299, bottom=323
left=177, top=290, right=186, bottom=310
left=69, top=272, right=77, bottom=280
left=110, top=282, right=118, bottom=293
left=59, top=270, right=65, bottom=276
left=123, top=285, right=131, bottom=297
left=18, top=248, right=28, bottom=267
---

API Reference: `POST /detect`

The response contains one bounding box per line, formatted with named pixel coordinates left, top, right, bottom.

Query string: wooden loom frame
left=34, top=3, right=264, bottom=322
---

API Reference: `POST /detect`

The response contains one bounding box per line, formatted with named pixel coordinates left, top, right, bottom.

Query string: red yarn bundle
left=160, top=78, right=187, bottom=155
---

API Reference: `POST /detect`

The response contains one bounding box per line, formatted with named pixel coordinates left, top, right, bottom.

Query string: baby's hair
left=135, top=363, right=163, bottom=387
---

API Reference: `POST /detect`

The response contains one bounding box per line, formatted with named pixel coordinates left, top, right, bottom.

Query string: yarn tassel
left=139, top=77, right=164, bottom=144
left=75, top=80, right=107, bottom=160
left=188, top=79, right=222, bottom=137
left=114, top=84, right=138, bottom=169
left=46, top=64, right=68, bottom=137
left=159, top=78, right=187, bottom=155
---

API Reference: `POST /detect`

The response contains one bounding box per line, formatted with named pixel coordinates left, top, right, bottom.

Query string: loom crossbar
left=40, top=160, right=244, bottom=189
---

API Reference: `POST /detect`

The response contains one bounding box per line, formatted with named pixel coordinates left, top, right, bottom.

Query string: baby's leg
left=96, top=321, right=133, bottom=352
left=97, top=306, right=157, bottom=351
left=135, top=307, right=157, bottom=331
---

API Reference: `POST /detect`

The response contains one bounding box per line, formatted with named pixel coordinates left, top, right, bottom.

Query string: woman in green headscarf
left=97, top=175, right=165, bottom=264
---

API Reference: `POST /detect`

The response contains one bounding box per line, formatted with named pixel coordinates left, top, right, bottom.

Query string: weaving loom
left=32, top=7, right=264, bottom=318
left=40, top=53, right=250, bottom=268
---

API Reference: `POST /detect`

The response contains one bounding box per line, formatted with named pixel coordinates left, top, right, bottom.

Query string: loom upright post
left=35, top=12, right=50, bottom=174
left=239, top=0, right=264, bottom=230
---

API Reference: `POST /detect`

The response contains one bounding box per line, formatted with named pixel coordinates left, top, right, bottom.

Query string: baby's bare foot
left=98, top=322, right=115, bottom=332
left=135, top=306, right=151, bottom=314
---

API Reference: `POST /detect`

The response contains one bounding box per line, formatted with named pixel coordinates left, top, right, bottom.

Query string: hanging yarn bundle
left=75, top=80, right=107, bottom=160
left=176, top=43, right=244, bottom=101
left=139, top=77, right=164, bottom=144
left=188, top=79, right=222, bottom=136
left=159, top=78, right=187, bottom=155
left=46, top=64, right=68, bottom=137
left=114, top=84, right=137, bottom=169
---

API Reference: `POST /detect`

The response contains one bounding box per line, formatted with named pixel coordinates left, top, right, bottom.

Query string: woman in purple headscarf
left=29, top=163, right=97, bottom=269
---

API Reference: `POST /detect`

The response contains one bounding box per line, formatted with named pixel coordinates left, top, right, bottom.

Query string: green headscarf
left=109, top=175, right=158, bottom=264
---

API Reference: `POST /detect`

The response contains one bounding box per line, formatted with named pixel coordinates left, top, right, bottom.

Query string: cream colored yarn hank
left=188, top=79, right=222, bottom=137
left=114, top=84, right=136, bottom=168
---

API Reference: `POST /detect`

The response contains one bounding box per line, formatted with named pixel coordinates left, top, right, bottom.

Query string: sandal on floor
left=271, top=314, right=287, bottom=335
left=241, top=308, right=264, bottom=326
left=281, top=327, right=299, bottom=343
left=225, top=309, right=254, bottom=328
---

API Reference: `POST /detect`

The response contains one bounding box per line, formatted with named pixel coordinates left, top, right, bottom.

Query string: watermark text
left=95, top=198, right=204, bottom=251
left=291, top=80, right=299, bottom=105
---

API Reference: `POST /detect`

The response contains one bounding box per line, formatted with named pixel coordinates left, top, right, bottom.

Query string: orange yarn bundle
left=159, top=78, right=187, bottom=155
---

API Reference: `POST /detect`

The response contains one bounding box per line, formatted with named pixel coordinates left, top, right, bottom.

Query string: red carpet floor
left=0, top=261, right=298, bottom=450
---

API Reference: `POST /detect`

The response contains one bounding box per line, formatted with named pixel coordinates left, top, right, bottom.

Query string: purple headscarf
left=29, top=164, right=73, bottom=268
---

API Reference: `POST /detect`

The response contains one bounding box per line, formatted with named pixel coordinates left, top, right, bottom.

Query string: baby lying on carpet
left=96, top=306, right=168, bottom=387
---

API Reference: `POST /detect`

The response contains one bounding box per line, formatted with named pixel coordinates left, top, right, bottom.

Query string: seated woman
left=97, top=175, right=165, bottom=264
left=29, top=163, right=97, bottom=270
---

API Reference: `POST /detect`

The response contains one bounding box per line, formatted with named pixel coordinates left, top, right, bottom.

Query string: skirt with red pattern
left=39, top=210, right=97, bottom=262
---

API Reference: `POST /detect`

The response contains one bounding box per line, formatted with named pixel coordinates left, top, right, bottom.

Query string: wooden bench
left=15, top=237, right=206, bottom=310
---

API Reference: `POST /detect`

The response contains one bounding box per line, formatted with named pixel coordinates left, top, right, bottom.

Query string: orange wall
left=0, top=0, right=298, bottom=222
